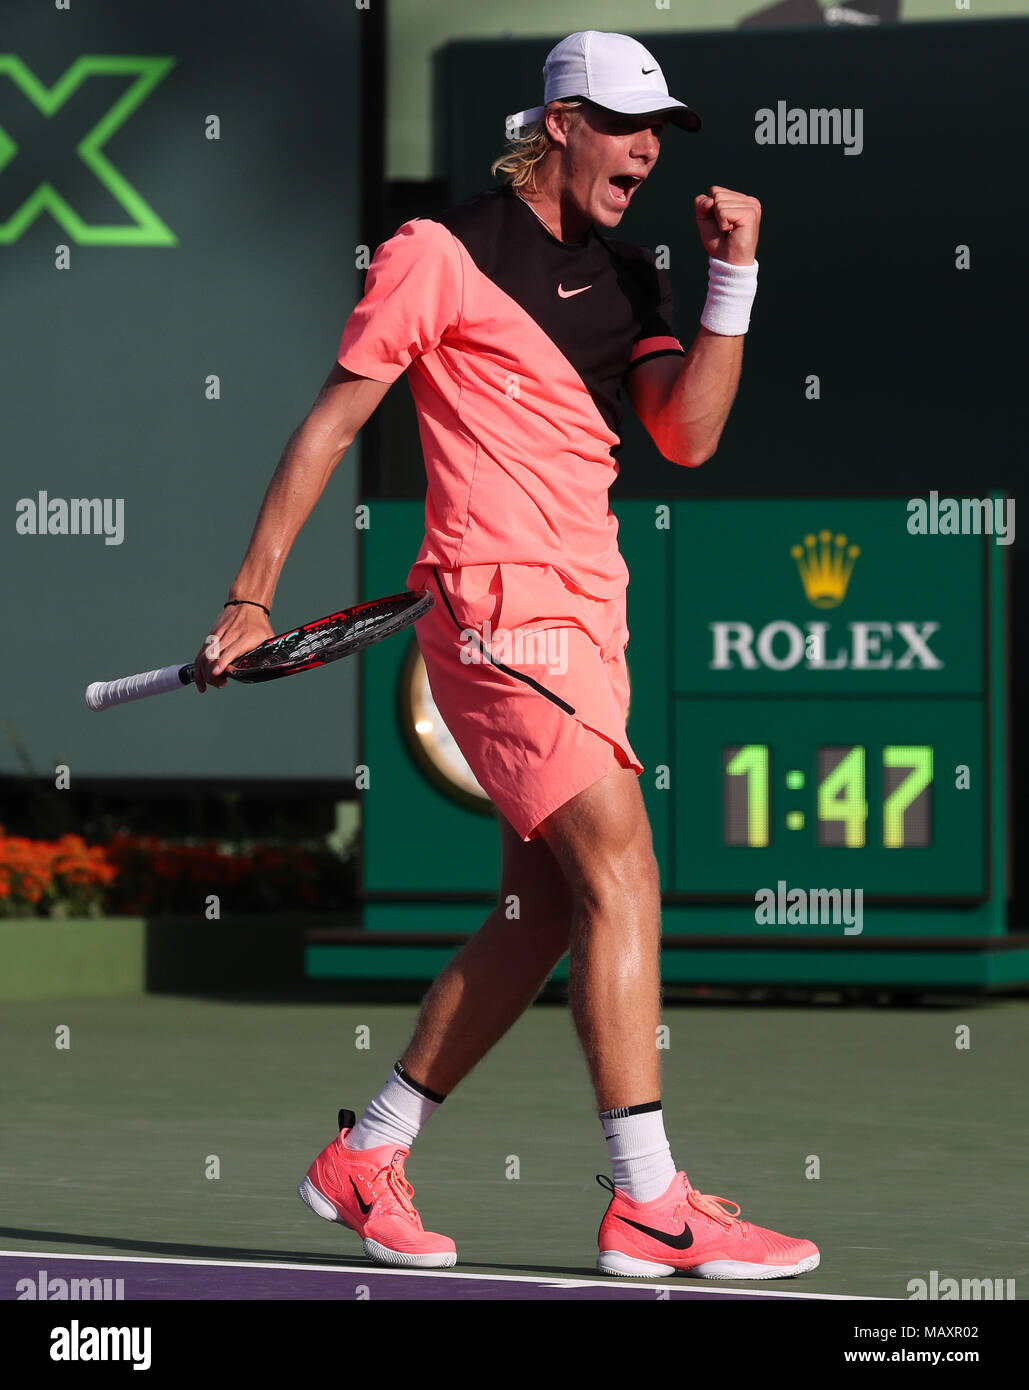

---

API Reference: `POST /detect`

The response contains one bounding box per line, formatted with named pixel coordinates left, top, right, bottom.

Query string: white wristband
left=700, top=256, right=759, bottom=336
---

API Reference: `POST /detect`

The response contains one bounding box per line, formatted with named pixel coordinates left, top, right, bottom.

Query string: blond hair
left=490, top=98, right=585, bottom=192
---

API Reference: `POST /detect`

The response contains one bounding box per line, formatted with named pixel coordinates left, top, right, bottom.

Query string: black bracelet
left=224, top=599, right=271, bottom=617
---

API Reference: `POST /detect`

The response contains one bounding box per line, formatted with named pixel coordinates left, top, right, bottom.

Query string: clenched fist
left=695, top=186, right=761, bottom=266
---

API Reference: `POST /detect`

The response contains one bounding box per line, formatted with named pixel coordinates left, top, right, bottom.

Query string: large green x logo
left=0, top=55, right=176, bottom=245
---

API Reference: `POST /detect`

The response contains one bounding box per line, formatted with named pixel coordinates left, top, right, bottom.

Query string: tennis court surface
left=2, top=996, right=1025, bottom=1301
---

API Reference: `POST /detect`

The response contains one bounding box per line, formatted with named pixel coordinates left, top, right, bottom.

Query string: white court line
left=0, top=1249, right=892, bottom=1299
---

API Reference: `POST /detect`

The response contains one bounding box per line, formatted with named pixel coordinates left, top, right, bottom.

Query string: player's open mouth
left=608, top=175, right=643, bottom=206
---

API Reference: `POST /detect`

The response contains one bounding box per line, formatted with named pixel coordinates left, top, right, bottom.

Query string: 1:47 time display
left=724, top=744, right=933, bottom=849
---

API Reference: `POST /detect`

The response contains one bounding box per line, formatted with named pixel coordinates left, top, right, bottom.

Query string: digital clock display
left=723, top=744, right=933, bottom=849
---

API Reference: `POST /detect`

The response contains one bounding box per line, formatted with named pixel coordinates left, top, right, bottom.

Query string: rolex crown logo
left=790, top=530, right=860, bottom=608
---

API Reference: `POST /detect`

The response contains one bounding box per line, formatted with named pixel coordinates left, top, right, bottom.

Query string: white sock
left=346, top=1061, right=445, bottom=1151
left=599, top=1101, right=677, bottom=1203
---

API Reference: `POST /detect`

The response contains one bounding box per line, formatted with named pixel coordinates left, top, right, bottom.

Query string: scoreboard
left=306, top=497, right=1019, bottom=991
left=668, top=499, right=994, bottom=904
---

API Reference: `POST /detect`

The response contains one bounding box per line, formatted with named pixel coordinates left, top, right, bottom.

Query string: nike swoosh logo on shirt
left=350, top=1179, right=373, bottom=1215
left=557, top=284, right=593, bottom=298
left=642, top=67, right=657, bottom=75
left=614, top=1214, right=695, bottom=1249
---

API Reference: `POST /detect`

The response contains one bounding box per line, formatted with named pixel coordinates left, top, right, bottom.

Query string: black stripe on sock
left=599, top=1100, right=663, bottom=1119
left=394, top=1060, right=447, bottom=1105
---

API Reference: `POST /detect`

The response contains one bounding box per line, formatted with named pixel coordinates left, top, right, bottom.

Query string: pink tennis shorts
left=409, top=561, right=643, bottom=841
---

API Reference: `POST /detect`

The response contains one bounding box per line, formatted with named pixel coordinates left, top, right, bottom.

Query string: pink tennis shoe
left=298, top=1109, right=457, bottom=1268
left=597, top=1171, right=820, bottom=1279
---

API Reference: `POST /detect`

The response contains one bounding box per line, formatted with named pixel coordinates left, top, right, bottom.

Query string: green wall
left=2, top=1, right=363, bottom=779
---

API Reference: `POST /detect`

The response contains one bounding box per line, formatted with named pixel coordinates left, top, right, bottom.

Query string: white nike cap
left=507, top=31, right=701, bottom=135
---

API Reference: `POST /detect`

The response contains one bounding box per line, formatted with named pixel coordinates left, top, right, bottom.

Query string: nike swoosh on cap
left=614, top=1214, right=694, bottom=1249
left=557, top=284, right=592, bottom=298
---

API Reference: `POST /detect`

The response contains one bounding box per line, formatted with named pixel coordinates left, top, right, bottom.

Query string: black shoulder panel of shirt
left=425, top=185, right=684, bottom=444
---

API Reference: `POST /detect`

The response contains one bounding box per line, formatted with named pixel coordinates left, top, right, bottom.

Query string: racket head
left=226, top=589, right=434, bottom=684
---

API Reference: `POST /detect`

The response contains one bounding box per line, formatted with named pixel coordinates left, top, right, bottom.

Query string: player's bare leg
left=389, top=762, right=660, bottom=1108
left=400, top=815, right=573, bottom=1095
left=523, top=761, right=820, bottom=1279
left=297, top=816, right=573, bottom=1266
left=536, top=762, right=662, bottom=1111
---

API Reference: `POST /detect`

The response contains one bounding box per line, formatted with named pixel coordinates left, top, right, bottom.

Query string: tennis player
left=195, top=30, right=819, bottom=1280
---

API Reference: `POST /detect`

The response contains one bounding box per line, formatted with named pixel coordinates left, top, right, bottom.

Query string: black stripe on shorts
left=432, top=567, right=576, bottom=716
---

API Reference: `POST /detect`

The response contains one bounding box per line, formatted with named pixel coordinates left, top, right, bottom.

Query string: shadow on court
left=0, top=1226, right=615, bottom=1281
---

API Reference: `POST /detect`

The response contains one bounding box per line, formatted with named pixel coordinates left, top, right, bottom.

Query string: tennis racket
left=85, top=589, right=434, bottom=712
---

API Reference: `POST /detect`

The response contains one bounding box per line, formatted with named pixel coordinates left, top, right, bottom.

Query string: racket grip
left=85, top=663, right=193, bottom=711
